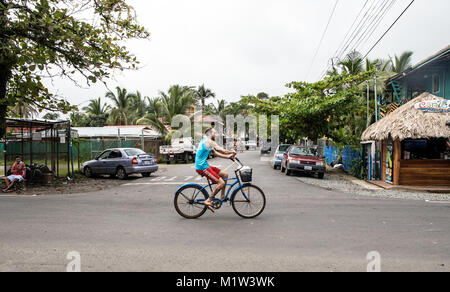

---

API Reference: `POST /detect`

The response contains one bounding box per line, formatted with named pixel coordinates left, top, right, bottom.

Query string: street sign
left=414, top=100, right=450, bottom=113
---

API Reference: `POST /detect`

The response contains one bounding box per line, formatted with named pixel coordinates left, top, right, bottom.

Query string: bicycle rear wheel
left=174, top=185, right=208, bottom=219
left=232, top=184, right=266, bottom=219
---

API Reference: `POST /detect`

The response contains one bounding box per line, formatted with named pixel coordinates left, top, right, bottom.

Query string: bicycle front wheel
left=232, top=184, right=266, bottom=219
left=174, top=185, right=208, bottom=219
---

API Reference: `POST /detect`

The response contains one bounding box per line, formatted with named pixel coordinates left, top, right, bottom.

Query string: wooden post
left=393, top=139, right=401, bottom=185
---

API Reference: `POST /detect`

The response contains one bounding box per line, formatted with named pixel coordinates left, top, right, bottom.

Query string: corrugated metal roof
left=73, top=126, right=161, bottom=138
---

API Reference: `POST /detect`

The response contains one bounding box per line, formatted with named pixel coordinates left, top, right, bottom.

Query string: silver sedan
left=82, top=148, right=159, bottom=180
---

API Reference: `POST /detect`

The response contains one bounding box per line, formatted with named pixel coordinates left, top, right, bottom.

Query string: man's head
left=15, top=156, right=21, bottom=163
left=205, top=128, right=217, bottom=141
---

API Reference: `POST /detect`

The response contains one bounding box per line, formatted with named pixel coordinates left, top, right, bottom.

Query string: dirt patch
left=1, top=175, right=143, bottom=196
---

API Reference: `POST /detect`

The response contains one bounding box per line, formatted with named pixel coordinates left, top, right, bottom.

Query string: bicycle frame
left=175, top=158, right=250, bottom=204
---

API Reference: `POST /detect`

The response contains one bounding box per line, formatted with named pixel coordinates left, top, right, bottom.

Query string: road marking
left=166, top=176, right=177, bottom=181
left=425, top=200, right=450, bottom=204
left=123, top=182, right=195, bottom=186
left=151, top=176, right=167, bottom=182
left=184, top=176, right=194, bottom=181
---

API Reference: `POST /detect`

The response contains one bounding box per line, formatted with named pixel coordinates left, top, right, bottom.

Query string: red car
left=281, top=146, right=326, bottom=179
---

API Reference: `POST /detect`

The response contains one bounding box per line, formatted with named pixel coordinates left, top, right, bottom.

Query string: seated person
left=3, top=156, right=26, bottom=193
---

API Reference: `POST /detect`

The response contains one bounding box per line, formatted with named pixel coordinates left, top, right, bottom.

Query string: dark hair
left=205, top=128, right=214, bottom=136
left=15, top=156, right=21, bottom=159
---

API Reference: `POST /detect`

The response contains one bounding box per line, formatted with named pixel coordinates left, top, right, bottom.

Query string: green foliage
left=106, top=87, right=133, bottom=125
left=349, top=154, right=367, bottom=180
left=0, top=0, right=149, bottom=136
left=251, top=71, right=374, bottom=146
left=70, top=112, right=90, bottom=127
left=391, top=51, right=413, bottom=73
left=137, top=85, right=196, bottom=135
left=42, top=112, right=60, bottom=120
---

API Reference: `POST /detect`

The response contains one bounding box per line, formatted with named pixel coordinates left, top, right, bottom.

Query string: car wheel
left=142, top=173, right=151, bottom=177
left=281, top=165, right=286, bottom=173
left=286, top=169, right=291, bottom=176
left=273, top=165, right=278, bottom=170
left=318, top=173, right=325, bottom=179
left=84, top=166, right=93, bottom=178
left=116, top=167, right=128, bottom=180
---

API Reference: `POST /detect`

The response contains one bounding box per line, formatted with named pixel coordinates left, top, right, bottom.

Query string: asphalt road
left=0, top=151, right=449, bottom=272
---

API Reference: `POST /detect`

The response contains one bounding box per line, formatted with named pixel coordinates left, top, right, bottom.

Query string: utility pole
left=367, top=80, right=370, bottom=128
left=374, top=75, right=378, bottom=122
left=118, top=128, right=121, bottom=148
left=141, top=129, right=145, bottom=151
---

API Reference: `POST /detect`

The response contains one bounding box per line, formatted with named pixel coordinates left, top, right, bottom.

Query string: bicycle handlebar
left=230, top=156, right=244, bottom=168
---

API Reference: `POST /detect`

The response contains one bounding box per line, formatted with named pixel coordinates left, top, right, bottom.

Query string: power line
left=316, top=0, right=378, bottom=80
left=304, top=0, right=340, bottom=81
left=337, top=0, right=381, bottom=60
left=357, top=0, right=397, bottom=55
left=332, top=0, right=370, bottom=61
left=362, top=0, right=415, bottom=60
left=349, top=0, right=391, bottom=54
left=317, top=0, right=401, bottom=80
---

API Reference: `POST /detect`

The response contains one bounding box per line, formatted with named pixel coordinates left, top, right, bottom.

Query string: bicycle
left=174, top=157, right=266, bottom=219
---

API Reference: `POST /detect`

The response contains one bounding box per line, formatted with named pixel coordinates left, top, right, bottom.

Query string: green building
left=382, top=46, right=450, bottom=117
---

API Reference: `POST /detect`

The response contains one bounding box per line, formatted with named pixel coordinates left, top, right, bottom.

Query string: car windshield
left=290, top=147, right=316, bottom=156
left=124, top=149, right=146, bottom=156
left=278, top=145, right=290, bottom=152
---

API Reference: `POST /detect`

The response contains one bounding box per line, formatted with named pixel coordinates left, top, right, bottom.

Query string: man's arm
left=207, top=140, right=236, bottom=159
left=16, top=163, right=24, bottom=171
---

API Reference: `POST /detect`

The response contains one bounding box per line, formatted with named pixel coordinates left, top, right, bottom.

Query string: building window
left=432, top=74, right=440, bottom=93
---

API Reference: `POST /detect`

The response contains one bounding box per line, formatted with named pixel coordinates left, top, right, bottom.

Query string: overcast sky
left=48, top=0, right=450, bottom=111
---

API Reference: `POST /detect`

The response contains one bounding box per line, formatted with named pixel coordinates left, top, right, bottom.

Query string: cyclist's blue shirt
left=195, top=137, right=213, bottom=170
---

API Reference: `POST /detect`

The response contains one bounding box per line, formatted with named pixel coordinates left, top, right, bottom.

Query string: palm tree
left=212, top=99, right=227, bottom=121
left=196, top=84, right=216, bottom=108
left=9, top=101, right=38, bottom=119
left=146, top=96, right=161, bottom=116
left=106, top=87, right=133, bottom=125
left=83, top=97, right=110, bottom=117
left=42, top=112, right=60, bottom=120
left=137, top=85, right=196, bottom=134
left=391, top=51, right=413, bottom=73
left=127, top=91, right=148, bottom=125
left=70, top=112, right=90, bottom=127
left=339, top=51, right=364, bottom=75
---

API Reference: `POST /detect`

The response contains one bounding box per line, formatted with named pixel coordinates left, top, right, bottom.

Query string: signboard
left=32, top=132, right=42, bottom=141
left=386, top=140, right=394, bottom=184
left=414, top=100, right=450, bottom=113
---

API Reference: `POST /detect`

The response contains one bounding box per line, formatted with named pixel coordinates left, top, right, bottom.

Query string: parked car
left=260, top=141, right=272, bottom=155
left=272, top=144, right=291, bottom=169
left=82, top=148, right=158, bottom=180
left=245, top=140, right=257, bottom=150
left=280, top=146, right=325, bottom=179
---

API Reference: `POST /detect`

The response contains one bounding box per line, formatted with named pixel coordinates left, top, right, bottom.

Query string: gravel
left=296, top=172, right=450, bottom=202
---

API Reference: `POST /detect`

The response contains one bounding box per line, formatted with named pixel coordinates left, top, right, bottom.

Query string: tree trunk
left=0, top=6, right=12, bottom=138
left=0, top=65, right=12, bottom=138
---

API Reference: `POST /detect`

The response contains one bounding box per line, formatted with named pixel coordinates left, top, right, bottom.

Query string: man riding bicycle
left=195, top=128, right=236, bottom=212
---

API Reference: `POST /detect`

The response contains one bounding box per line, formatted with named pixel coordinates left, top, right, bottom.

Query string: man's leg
left=3, top=178, right=10, bottom=191
left=204, top=178, right=225, bottom=207
left=4, top=178, right=18, bottom=192
left=218, top=171, right=229, bottom=199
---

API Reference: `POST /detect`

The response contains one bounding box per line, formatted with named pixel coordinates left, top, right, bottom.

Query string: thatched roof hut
left=362, top=92, right=450, bottom=141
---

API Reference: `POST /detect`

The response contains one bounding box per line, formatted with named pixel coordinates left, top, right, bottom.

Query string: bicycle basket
left=238, top=166, right=253, bottom=183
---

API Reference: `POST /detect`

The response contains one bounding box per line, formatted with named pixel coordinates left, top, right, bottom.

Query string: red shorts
left=196, top=166, right=222, bottom=183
